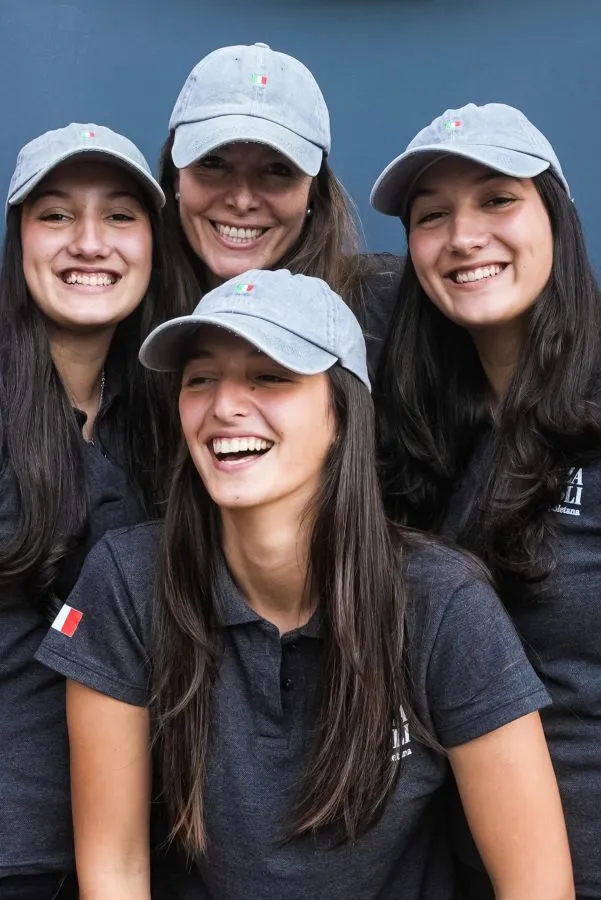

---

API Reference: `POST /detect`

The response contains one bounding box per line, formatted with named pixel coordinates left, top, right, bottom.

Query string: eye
left=196, top=155, right=227, bottom=171
left=413, top=209, right=446, bottom=226
left=255, top=372, right=293, bottom=384
left=108, top=212, right=136, bottom=222
left=38, top=211, right=70, bottom=222
left=264, top=161, right=295, bottom=178
left=183, top=373, right=214, bottom=388
left=483, top=195, right=516, bottom=209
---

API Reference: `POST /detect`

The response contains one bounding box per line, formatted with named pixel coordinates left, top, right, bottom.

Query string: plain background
left=1, top=0, right=599, bottom=264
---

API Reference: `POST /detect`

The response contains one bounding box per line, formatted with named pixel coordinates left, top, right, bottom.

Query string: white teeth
left=454, top=264, right=503, bottom=284
left=215, top=223, right=266, bottom=241
left=212, top=437, right=273, bottom=456
left=63, top=272, right=117, bottom=286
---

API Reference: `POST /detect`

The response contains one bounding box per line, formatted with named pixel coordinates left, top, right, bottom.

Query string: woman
left=36, top=269, right=573, bottom=898
left=0, top=122, right=181, bottom=898
left=159, top=41, right=401, bottom=371
left=371, top=102, right=601, bottom=897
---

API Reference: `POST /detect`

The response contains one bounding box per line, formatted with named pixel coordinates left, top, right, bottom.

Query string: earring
left=306, top=206, right=313, bottom=218
left=175, top=191, right=181, bottom=200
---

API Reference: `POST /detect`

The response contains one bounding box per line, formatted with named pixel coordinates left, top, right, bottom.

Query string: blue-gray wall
left=1, top=0, right=598, bottom=264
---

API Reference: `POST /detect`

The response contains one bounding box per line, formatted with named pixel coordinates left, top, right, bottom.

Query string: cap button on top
left=253, top=42, right=270, bottom=48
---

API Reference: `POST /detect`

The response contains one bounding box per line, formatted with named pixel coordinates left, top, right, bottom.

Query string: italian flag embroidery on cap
left=234, top=283, right=255, bottom=294
left=51, top=604, right=84, bottom=637
left=80, top=130, right=96, bottom=139
left=251, top=74, right=268, bottom=86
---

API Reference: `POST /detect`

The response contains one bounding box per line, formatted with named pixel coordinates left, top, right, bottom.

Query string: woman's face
left=179, top=327, right=335, bottom=515
left=20, top=160, right=153, bottom=336
left=408, top=157, right=553, bottom=335
left=176, top=142, right=313, bottom=287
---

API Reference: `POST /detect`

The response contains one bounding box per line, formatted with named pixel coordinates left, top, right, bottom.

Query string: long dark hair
left=0, top=204, right=184, bottom=618
left=375, top=170, right=601, bottom=588
left=157, top=134, right=371, bottom=320
left=152, top=366, right=421, bottom=853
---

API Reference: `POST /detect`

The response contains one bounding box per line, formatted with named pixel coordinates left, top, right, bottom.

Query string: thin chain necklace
left=86, top=368, right=106, bottom=445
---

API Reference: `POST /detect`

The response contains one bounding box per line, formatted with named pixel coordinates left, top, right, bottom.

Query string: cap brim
left=172, top=115, right=324, bottom=176
left=8, top=147, right=165, bottom=209
left=370, top=145, right=551, bottom=217
left=139, top=312, right=337, bottom=375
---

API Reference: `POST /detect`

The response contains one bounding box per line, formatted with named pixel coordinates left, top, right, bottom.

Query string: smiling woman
left=371, top=101, right=601, bottom=898
left=35, top=269, right=573, bottom=899
left=0, top=123, right=184, bottom=899
left=158, top=42, right=403, bottom=373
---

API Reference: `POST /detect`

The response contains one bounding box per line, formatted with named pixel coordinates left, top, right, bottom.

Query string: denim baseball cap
left=169, top=42, right=330, bottom=177
left=371, top=102, right=571, bottom=218
left=7, top=123, right=165, bottom=210
left=139, top=268, right=370, bottom=389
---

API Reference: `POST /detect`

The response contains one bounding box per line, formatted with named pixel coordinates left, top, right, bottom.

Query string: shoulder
left=359, top=252, right=404, bottom=318
left=355, top=252, right=404, bottom=372
left=404, top=533, right=489, bottom=604
left=98, top=520, right=164, bottom=585
left=402, top=532, right=501, bottom=645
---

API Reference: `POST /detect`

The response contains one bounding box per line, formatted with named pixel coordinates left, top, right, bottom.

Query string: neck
left=469, top=319, right=526, bottom=401
left=49, top=328, right=113, bottom=438
left=220, top=503, right=314, bottom=635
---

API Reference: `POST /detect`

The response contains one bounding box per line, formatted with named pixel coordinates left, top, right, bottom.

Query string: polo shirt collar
left=213, top=555, right=324, bottom=639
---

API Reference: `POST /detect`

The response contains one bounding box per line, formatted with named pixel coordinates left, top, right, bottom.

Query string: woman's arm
left=67, top=680, right=152, bottom=900
left=450, top=711, right=574, bottom=900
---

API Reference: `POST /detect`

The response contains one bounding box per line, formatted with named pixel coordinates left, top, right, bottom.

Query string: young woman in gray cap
left=37, top=269, right=572, bottom=898
left=159, top=41, right=400, bottom=373
left=0, top=123, right=183, bottom=899
left=372, top=102, right=601, bottom=898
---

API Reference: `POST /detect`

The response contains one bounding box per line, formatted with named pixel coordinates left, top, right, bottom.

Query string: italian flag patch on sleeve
left=51, top=604, right=84, bottom=637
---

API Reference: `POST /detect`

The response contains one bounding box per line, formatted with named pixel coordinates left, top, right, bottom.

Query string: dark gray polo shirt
left=0, top=390, right=145, bottom=879
left=442, top=439, right=601, bottom=899
left=36, top=522, right=549, bottom=899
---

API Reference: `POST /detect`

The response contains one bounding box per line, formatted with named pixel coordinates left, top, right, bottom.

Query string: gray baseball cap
left=7, top=123, right=165, bottom=210
left=371, top=102, right=571, bottom=218
left=169, top=42, right=330, bottom=177
left=139, top=268, right=370, bottom=390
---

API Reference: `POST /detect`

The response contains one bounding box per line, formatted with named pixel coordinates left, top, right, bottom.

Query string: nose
left=68, top=214, right=111, bottom=259
left=211, top=378, right=252, bottom=421
left=224, top=174, right=260, bottom=215
left=446, top=208, right=489, bottom=256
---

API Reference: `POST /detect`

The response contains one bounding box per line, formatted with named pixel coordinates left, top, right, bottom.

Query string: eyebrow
left=29, top=189, right=143, bottom=203
left=412, top=169, right=513, bottom=201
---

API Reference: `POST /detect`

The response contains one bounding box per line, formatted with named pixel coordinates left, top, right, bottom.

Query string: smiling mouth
left=61, top=270, right=120, bottom=286
left=449, top=263, right=506, bottom=284
left=211, top=436, right=274, bottom=463
left=212, top=222, right=269, bottom=245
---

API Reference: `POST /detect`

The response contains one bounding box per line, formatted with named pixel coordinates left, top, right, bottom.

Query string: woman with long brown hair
left=371, top=102, right=601, bottom=897
left=159, top=41, right=400, bottom=371
left=38, top=269, right=572, bottom=898
left=0, top=123, right=182, bottom=900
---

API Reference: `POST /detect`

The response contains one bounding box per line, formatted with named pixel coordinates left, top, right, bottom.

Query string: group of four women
left=1, top=39, right=598, bottom=900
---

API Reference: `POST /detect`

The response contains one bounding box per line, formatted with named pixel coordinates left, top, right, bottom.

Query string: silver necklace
left=87, top=368, right=106, bottom=445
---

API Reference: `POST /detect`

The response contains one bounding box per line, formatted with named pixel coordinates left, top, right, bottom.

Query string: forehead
left=29, top=159, right=145, bottom=201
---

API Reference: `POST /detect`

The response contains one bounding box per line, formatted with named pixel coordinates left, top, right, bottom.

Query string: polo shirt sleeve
left=426, top=578, right=551, bottom=748
left=35, top=533, right=150, bottom=707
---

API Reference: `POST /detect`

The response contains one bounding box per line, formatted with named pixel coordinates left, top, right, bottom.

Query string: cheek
left=408, top=233, right=440, bottom=293
left=123, top=226, right=153, bottom=278
left=178, top=393, right=208, bottom=446
left=526, top=215, right=554, bottom=283
left=277, top=181, right=312, bottom=229
left=178, top=172, right=212, bottom=217
left=21, top=223, right=54, bottom=275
